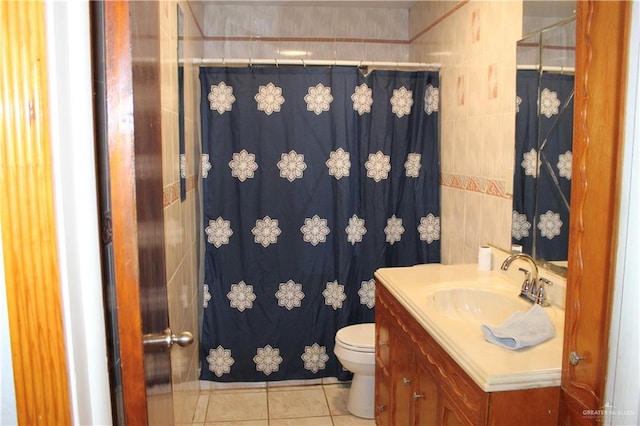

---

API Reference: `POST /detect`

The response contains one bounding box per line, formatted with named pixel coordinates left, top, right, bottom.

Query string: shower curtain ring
left=249, top=58, right=252, bottom=67
left=302, top=58, right=306, bottom=68
left=275, top=58, right=279, bottom=68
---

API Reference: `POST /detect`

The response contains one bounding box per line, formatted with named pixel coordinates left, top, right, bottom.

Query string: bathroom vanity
left=374, top=263, right=563, bottom=425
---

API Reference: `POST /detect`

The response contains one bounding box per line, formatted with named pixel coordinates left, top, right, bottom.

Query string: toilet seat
left=335, top=323, right=375, bottom=353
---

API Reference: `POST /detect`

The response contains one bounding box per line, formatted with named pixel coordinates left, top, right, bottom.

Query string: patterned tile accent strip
left=163, top=182, right=179, bottom=207
left=441, top=173, right=511, bottom=199
left=163, top=174, right=198, bottom=207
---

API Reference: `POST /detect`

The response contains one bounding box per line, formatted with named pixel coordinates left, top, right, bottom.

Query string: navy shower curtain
left=512, top=70, right=574, bottom=261
left=199, top=66, right=440, bottom=382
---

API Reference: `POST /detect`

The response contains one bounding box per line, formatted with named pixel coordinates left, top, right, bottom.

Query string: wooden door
left=561, top=1, right=631, bottom=423
left=92, top=1, right=174, bottom=424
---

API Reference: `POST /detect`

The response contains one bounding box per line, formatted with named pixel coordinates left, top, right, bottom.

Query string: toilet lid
left=336, top=323, right=375, bottom=352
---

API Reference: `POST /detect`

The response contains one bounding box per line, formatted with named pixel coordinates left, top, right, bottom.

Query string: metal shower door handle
left=143, top=328, right=194, bottom=349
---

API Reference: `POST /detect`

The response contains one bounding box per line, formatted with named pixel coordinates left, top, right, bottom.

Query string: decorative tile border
left=163, top=174, right=198, bottom=207
left=441, top=173, right=511, bottom=199
left=163, top=182, right=180, bottom=207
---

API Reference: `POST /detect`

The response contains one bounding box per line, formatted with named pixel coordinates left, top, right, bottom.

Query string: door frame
left=561, top=0, right=631, bottom=421
left=1, top=1, right=116, bottom=424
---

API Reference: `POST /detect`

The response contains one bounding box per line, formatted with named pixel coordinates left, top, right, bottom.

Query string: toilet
left=334, top=323, right=376, bottom=419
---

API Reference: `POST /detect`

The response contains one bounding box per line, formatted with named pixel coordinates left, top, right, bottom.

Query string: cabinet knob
left=377, top=404, right=386, bottom=412
left=402, top=377, right=411, bottom=386
left=412, top=392, right=424, bottom=400
left=569, top=351, right=584, bottom=366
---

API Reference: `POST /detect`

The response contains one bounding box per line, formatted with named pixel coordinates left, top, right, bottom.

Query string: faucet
left=500, top=253, right=550, bottom=306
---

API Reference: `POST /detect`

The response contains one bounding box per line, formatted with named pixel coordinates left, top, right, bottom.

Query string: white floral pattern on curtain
left=200, top=66, right=440, bottom=382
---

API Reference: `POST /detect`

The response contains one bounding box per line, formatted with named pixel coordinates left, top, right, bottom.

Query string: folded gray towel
left=481, top=305, right=555, bottom=350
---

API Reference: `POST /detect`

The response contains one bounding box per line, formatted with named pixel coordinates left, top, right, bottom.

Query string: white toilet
left=334, top=323, right=376, bottom=419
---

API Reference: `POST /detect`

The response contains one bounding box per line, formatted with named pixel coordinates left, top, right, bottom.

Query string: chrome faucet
left=500, top=253, right=551, bottom=306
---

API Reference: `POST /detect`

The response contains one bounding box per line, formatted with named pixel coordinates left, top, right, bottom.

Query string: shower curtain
left=199, top=65, right=440, bottom=382
left=512, top=70, right=574, bottom=261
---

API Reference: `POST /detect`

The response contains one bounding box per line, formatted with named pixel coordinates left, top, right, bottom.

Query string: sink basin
left=425, top=282, right=550, bottom=325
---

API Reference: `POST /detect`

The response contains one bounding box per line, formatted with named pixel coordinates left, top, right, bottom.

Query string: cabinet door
left=439, top=393, right=472, bottom=426
left=375, top=379, right=391, bottom=425
left=390, top=325, right=413, bottom=425
left=375, top=305, right=391, bottom=425
left=412, top=361, right=438, bottom=426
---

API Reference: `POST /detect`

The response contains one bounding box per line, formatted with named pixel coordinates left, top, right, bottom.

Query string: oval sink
left=425, top=283, right=552, bottom=325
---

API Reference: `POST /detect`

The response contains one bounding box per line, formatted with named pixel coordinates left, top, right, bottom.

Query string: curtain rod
left=517, top=65, right=575, bottom=74
left=520, top=14, right=576, bottom=41
left=192, top=57, right=441, bottom=70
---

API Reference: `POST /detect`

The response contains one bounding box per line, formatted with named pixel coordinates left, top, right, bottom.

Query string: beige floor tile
left=267, top=387, right=330, bottom=419
left=322, top=383, right=350, bottom=416
left=268, top=416, right=333, bottom=425
left=331, top=415, right=376, bottom=425
left=207, top=387, right=267, bottom=395
left=175, top=391, right=200, bottom=424
left=266, top=378, right=323, bottom=389
left=205, top=389, right=268, bottom=422
left=205, top=421, right=268, bottom=426
left=267, top=384, right=324, bottom=392
left=193, top=393, right=209, bottom=422
left=146, top=393, right=173, bottom=426
left=200, top=380, right=267, bottom=391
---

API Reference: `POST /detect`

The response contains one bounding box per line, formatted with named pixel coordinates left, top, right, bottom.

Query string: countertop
left=374, top=263, right=564, bottom=392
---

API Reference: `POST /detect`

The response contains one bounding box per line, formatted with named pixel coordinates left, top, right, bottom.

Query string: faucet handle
left=518, top=267, right=531, bottom=293
left=536, top=277, right=553, bottom=306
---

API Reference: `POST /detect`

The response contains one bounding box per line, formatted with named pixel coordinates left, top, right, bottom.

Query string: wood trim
left=0, top=2, right=72, bottom=424
left=562, top=0, right=630, bottom=421
left=102, top=2, right=148, bottom=424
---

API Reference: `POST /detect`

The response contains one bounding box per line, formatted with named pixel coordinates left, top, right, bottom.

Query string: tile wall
left=409, top=0, right=523, bottom=264
left=200, top=3, right=409, bottom=62
left=159, top=0, right=204, bottom=422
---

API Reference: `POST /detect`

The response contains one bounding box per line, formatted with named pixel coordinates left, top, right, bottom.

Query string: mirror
left=511, top=3, right=575, bottom=275
left=178, top=4, right=186, bottom=201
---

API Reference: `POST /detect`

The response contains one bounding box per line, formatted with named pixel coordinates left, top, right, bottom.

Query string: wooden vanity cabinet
left=375, top=283, right=560, bottom=426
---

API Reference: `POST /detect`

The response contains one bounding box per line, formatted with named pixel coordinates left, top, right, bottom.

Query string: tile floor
left=179, top=383, right=375, bottom=425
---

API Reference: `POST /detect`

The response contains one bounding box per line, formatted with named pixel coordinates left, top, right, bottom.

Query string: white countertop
left=374, top=263, right=564, bottom=392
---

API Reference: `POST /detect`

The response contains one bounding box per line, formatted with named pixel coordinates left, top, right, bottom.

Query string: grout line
left=265, top=383, right=271, bottom=424
left=321, top=384, right=335, bottom=423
